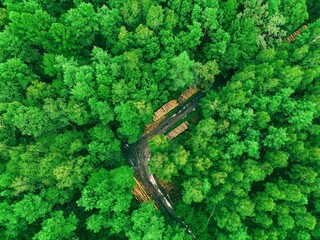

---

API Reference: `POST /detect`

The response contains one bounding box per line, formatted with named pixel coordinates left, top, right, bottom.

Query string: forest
left=0, top=0, right=320, bottom=239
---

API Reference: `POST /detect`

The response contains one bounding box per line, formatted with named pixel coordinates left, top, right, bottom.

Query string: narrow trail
left=122, top=91, right=206, bottom=238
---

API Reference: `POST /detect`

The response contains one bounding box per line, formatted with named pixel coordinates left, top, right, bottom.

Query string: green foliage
left=8, top=8, right=55, bottom=47
left=98, top=6, right=122, bottom=49
left=155, top=20, right=320, bottom=238
left=146, top=5, right=164, bottom=30
left=126, top=203, right=165, bottom=240
left=77, top=167, right=134, bottom=235
left=0, top=0, right=318, bottom=239
left=150, top=135, right=189, bottom=181
left=7, top=104, right=51, bottom=137
left=0, top=58, right=36, bottom=102
left=279, top=0, right=309, bottom=32
left=33, top=211, right=78, bottom=240
left=194, top=60, right=220, bottom=89
left=0, top=7, right=8, bottom=29
left=88, top=124, right=121, bottom=165
left=0, top=193, right=53, bottom=239
left=126, top=203, right=191, bottom=240
left=182, top=178, right=210, bottom=204
left=169, top=51, right=196, bottom=91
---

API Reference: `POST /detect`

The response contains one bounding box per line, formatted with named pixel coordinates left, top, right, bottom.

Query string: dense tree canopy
left=0, top=0, right=319, bottom=239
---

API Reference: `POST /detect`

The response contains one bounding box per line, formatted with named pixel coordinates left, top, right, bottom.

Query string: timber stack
left=178, top=87, right=199, bottom=104
left=167, top=121, right=189, bottom=140
left=132, top=177, right=153, bottom=203
left=153, top=100, right=179, bottom=122
left=285, top=25, right=308, bottom=43
left=132, top=177, right=159, bottom=209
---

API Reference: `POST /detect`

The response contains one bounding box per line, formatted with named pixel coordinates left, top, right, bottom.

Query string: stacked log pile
left=285, top=25, right=308, bottom=43
left=145, top=87, right=199, bottom=135
left=167, top=121, right=189, bottom=140
left=153, top=100, right=179, bottom=122
left=159, top=180, right=174, bottom=193
left=143, top=117, right=163, bottom=136
left=178, top=87, right=199, bottom=104
left=132, top=177, right=159, bottom=209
